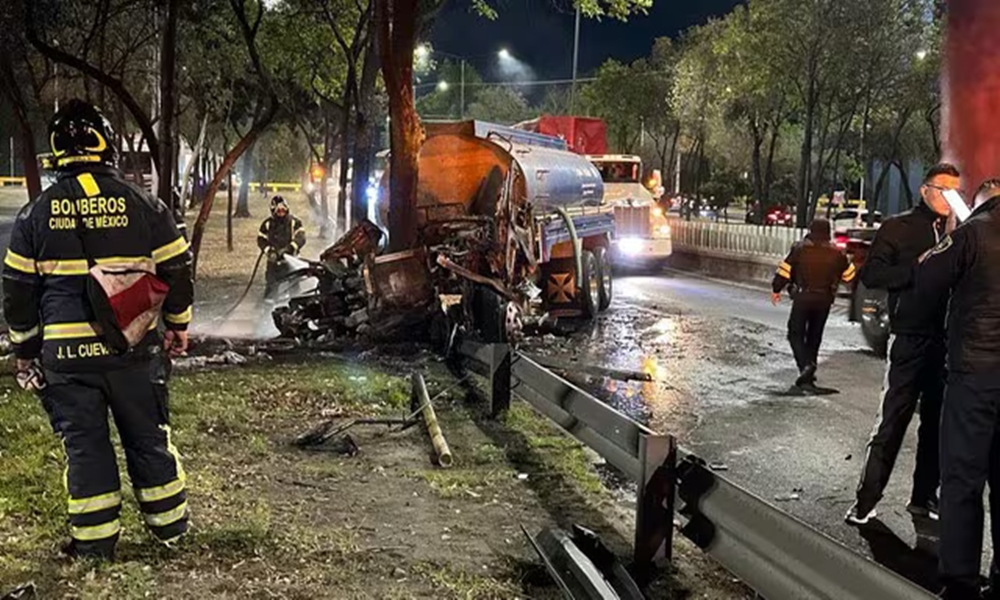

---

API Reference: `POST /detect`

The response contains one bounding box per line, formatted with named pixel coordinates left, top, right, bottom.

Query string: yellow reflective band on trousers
left=4, top=249, right=36, bottom=274
left=71, top=519, right=121, bottom=541
left=153, top=236, right=190, bottom=264
left=9, top=325, right=40, bottom=344
left=76, top=173, right=101, bottom=197
left=136, top=478, right=184, bottom=503
left=68, top=491, right=121, bottom=515
left=843, top=263, right=857, bottom=282
left=164, top=306, right=193, bottom=325
left=144, top=501, right=188, bottom=527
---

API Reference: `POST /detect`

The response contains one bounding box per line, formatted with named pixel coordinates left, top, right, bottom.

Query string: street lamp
left=416, top=44, right=430, bottom=61
left=437, top=80, right=450, bottom=92
left=413, top=45, right=512, bottom=120
left=498, top=48, right=512, bottom=61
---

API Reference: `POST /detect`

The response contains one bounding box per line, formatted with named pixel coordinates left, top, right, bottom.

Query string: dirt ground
left=0, top=188, right=751, bottom=598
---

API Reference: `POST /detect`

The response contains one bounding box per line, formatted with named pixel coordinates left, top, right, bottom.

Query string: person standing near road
left=257, top=195, right=306, bottom=300
left=2, top=100, right=193, bottom=559
left=903, top=180, right=1000, bottom=600
left=845, top=163, right=960, bottom=527
left=771, top=218, right=856, bottom=388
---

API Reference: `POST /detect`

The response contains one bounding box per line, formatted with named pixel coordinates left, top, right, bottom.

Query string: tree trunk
left=235, top=140, right=255, bottom=218
left=190, top=101, right=277, bottom=274
left=377, top=0, right=421, bottom=252
left=338, top=74, right=354, bottom=231
left=763, top=124, right=780, bottom=207
left=0, top=55, right=41, bottom=200
left=797, top=82, right=818, bottom=228
left=873, top=161, right=891, bottom=208
left=749, top=116, right=765, bottom=210
left=227, top=169, right=234, bottom=252
left=157, top=0, right=179, bottom=209
left=895, top=160, right=914, bottom=208
left=351, top=16, right=379, bottom=225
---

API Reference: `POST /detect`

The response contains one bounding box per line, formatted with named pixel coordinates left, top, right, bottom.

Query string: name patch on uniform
left=921, top=235, right=953, bottom=263
left=56, top=342, right=112, bottom=360
left=48, top=197, right=130, bottom=230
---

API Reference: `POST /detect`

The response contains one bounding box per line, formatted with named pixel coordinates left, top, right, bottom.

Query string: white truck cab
left=587, top=154, right=672, bottom=263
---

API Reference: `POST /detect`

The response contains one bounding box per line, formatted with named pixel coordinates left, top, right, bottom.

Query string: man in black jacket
left=258, top=195, right=306, bottom=299
left=908, top=180, right=1000, bottom=600
left=845, top=163, right=959, bottom=527
left=771, top=218, right=856, bottom=388
left=2, top=100, right=193, bottom=559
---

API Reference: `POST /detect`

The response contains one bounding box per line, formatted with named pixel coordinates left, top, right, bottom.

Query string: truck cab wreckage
left=272, top=120, right=617, bottom=345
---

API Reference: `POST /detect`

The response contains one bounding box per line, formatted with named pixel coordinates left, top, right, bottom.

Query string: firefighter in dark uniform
left=845, top=163, right=959, bottom=527
left=257, top=195, right=306, bottom=299
left=913, top=180, right=1000, bottom=600
left=2, top=100, right=193, bottom=559
left=771, top=218, right=856, bottom=388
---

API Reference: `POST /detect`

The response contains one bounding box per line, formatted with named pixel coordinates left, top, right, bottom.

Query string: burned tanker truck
left=273, top=120, right=615, bottom=344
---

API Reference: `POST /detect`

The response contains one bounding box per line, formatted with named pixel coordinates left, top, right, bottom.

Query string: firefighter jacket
left=257, top=215, right=306, bottom=257
left=2, top=166, right=193, bottom=372
left=772, top=235, right=856, bottom=306
left=909, top=196, right=1000, bottom=373
left=858, top=202, right=946, bottom=335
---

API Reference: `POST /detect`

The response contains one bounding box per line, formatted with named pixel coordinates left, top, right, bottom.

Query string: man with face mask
left=906, top=179, right=1000, bottom=599
left=257, top=196, right=306, bottom=300
left=845, top=163, right=960, bottom=527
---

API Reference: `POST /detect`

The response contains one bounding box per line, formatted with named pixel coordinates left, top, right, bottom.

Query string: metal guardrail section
left=667, top=217, right=807, bottom=259
left=457, top=339, right=937, bottom=599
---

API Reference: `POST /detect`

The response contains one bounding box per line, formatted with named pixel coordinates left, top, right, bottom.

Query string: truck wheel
left=857, top=281, right=889, bottom=358
left=595, top=247, right=613, bottom=311
left=580, top=250, right=600, bottom=319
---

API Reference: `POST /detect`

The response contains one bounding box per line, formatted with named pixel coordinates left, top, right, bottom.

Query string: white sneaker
left=844, top=504, right=877, bottom=526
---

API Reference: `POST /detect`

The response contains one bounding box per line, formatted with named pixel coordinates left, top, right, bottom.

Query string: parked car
left=832, top=209, right=882, bottom=234
left=765, top=205, right=794, bottom=227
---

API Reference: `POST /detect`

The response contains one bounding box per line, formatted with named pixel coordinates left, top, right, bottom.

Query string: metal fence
left=667, top=217, right=807, bottom=259
left=457, top=339, right=936, bottom=600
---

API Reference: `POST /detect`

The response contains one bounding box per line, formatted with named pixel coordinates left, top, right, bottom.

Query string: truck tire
left=856, top=281, right=890, bottom=358
left=580, top=250, right=600, bottom=319
left=595, top=247, right=613, bottom=311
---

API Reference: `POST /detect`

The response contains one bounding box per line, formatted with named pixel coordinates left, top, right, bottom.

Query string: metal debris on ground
left=522, top=525, right=645, bottom=600
left=708, top=462, right=729, bottom=471
left=0, top=583, right=36, bottom=600
left=411, top=373, right=454, bottom=468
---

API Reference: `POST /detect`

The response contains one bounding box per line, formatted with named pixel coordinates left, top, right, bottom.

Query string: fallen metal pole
left=412, top=373, right=454, bottom=468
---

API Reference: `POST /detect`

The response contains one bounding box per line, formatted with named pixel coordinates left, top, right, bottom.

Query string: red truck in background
left=514, top=116, right=608, bottom=155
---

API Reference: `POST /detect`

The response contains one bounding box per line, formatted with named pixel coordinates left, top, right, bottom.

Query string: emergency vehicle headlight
left=619, top=237, right=644, bottom=256
left=653, top=207, right=664, bottom=218
left=657, top=224, right=671, bottom=237
left=305, top=182, right=315, bottom=194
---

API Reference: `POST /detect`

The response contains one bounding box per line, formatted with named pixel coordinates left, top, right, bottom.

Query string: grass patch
left=501, top=403, right=605, bottom=495
left=413, top=561, right=523, bottom=600
left=418, top=467, right=512, bottom=499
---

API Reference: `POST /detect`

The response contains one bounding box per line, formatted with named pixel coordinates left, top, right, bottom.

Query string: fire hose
left=222, top=248, right=266, bottom=318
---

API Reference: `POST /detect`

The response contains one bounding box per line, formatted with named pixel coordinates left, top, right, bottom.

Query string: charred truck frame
left=274, top=120, right=617, bottom=344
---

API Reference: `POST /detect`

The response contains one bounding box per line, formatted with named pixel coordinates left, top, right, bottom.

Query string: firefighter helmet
left=270, top=195, right=288, bottom=212
left=48, top=99, right=118, bottom=170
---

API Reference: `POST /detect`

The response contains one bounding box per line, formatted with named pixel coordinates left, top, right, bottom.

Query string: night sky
left=428, top=0, right=744, bottom=82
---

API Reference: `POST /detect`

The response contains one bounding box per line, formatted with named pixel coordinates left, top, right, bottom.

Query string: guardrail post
left=633, top=433, right=677, bottom=584
left=488, top=343, right=512, bottom=417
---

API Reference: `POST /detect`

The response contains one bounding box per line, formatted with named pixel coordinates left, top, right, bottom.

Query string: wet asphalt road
left=527, top=270, right=961, bottom=592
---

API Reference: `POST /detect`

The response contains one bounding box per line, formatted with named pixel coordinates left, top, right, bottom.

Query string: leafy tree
left=464, top=86, right=532, bottom=124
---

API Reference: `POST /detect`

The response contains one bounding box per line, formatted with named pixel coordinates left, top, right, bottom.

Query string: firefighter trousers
left=939, top=371, right=1000, bottom=589
left=787, top=300, right=831, bottom=372
left=40, top=354, right=187, bottom=558
left=855, top=334, right=944, bottom=515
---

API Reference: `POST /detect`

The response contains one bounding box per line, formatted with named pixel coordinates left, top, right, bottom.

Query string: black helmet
left=270, top=195, right=288, bottom=214
left=48, top=99, right=117, bottom=170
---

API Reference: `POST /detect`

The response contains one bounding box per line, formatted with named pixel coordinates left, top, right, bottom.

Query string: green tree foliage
left=464, top=86, right=533, bottom=124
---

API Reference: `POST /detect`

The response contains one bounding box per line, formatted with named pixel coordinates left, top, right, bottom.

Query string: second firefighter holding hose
left=258, top=195, right=306, bottom=300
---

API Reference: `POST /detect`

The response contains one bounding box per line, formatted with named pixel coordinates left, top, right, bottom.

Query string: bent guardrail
left=456, top=338, right=935, bottom=599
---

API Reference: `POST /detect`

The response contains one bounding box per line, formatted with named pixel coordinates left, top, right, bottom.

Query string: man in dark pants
left=258, top=195, right=306, bottom=300
left=771, top=218, right=856, bottom=388
left=845, top=163, right=960, bottom=527
left=2, top=100, right=193, bottom=559
left=907, top=180, right=1000, bottom=600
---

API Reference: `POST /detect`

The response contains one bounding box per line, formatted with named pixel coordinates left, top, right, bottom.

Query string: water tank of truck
left=411, top=120, right=605, bottom=223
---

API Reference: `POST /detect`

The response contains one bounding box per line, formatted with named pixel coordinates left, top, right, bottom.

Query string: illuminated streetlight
left=437, top=80, right=450, bottom=92
left=416, top=44, right=430, bottom=60
left=498, top=48, right=511, bottom=61
left=915, top=49, right=928, bottom=61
